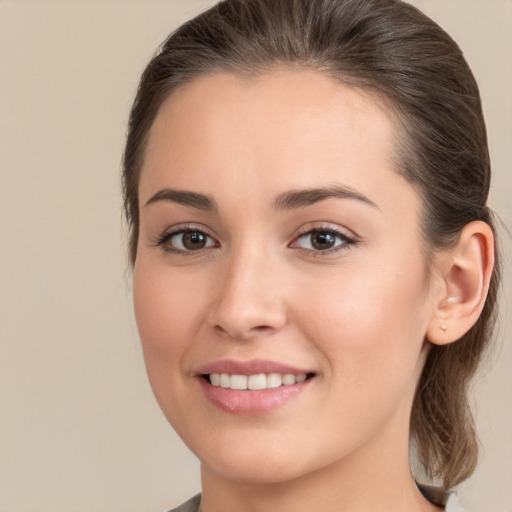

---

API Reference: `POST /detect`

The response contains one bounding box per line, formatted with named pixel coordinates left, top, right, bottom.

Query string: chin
left=193, top=430, right=336, bottom=486
left=202, top=454, right=309, bottom=484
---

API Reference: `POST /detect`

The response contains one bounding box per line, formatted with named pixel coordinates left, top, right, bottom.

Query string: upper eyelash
left=153, top=230, right=179, bottom=246
left=292, top=226, right=358, bottom=253
left=152, top=225, right=215, bottom=251
left=153, top=225, right=358, bottom=254
left=301, top=227, right=354, bottom=242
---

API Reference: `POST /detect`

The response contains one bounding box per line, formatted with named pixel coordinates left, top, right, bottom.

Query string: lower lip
left=198, top=377, right=311, bottom=415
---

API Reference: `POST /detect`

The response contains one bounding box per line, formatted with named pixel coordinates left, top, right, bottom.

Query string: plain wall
left=0, top=1, right=510, bottom=511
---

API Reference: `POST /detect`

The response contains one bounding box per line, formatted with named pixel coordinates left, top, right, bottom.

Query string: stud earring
left=441, top=325, right=447, bottom=333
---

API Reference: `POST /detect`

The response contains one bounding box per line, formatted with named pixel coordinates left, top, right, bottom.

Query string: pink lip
left=197, top=358, right=311, bottom=376
left=196, top=359, right=314, bottom=415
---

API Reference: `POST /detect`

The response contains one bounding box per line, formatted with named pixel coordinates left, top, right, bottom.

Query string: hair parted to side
left=122, top=0, right=500, bottom=489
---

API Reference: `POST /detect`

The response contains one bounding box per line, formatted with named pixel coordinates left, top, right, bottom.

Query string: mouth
left=196, top=361, right=316, bottom=415
left=203, top=372, right=314, bottom=390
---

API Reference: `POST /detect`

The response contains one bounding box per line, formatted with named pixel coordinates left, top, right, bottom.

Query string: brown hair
left=122, top=0, right=500, bottom=489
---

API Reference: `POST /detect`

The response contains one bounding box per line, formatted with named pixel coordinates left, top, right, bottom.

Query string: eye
left=291, top=228, right=355, bottom=252
left=157, top=228, right=217, bottom=253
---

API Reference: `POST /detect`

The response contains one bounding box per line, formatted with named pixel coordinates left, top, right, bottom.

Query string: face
left=134, top=70, right=437, bottom=484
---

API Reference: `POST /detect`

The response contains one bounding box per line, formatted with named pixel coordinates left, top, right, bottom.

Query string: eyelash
left=153, top=225, right=357, bottom=256
left=291, top=226, right=357, bottom=255
left=153, top=225, right=217, bottom=255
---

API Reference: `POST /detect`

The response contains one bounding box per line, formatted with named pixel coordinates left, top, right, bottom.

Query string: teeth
left=229, top=374, right=247, bottom=390
left=219, top=373, right=230, bottom=388
left=209, top=372, right=308, bottom=390
left=266, top=373, right=282, bottom=389
left=282, top=373, right=296, bottom=385
left=247, top=374, right=266, bottom=390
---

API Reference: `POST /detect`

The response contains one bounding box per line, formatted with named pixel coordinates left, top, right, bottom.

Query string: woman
left=122, top=0, right=500, bottom=510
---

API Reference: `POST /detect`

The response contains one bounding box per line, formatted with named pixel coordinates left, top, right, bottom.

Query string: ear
left=426, top=221, right=495, bottom=346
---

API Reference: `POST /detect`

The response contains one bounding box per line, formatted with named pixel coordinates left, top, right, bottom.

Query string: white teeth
left=247, top=373, right=267, bottom=390
left=282, top=373, right=296, bottom=385
left=209, top=372, right=308, bottom=390
left=266, top=373, right=283, bottom=388
left=229, top=374, right=248, bottom=390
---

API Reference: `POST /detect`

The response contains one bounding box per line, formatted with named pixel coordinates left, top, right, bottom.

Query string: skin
left=134, top=70, right=449, bottom=512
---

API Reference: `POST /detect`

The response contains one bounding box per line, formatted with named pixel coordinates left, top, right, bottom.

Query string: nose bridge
left=209, top=238, right=286, bottom=339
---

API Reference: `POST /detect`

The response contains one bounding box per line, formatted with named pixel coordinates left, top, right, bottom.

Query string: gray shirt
left=168, top=487, right=467, bottom=511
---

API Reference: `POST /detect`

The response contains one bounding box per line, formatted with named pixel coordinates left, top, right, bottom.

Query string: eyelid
left=151, top=222, right=358, bottom=255
left=290, top=222, right=357, bottom=241
left=289, top=223, right=358, bottom=253
left=152, top=223, right=220, bottom=253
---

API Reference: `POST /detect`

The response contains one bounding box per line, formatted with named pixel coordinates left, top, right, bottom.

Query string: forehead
left=145, top=69, right=397, bottom=164
left=140, top=69, right=416, bottom=216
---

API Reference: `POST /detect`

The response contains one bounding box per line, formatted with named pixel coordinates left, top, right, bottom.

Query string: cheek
left=133, top=258, right=200, bottom=374
left=294, top=255, right=429, bottom=387
left=132, top=257, right=211, bottom=436
left=292, top=262, right=430, bottom=450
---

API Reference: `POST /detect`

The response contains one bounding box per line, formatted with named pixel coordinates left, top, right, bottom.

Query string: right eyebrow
left=273, top=185, right=378, bottom=211
left=144, top=188, right=218, bottom=212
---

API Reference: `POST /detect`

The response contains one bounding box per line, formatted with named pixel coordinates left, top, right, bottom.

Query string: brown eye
left=182, top=231, right=208, bottom=250
left=162, top=229, right=217, bottom=253
left=310, top=231, right=337, bottom=250
left=292, top=228, right=355, bottom=252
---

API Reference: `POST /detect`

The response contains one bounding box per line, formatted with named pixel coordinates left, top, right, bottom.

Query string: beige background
left=0, top=1, right=510, bottom=511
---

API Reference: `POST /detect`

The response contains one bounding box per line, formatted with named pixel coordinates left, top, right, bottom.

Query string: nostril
left=213, top=323, right=276, bottom=340
left=252, top=325, right=274, bottom=332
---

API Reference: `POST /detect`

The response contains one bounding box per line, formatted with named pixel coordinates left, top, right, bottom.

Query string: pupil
left=183, top=231, right=206, bottom=250
left=312, top=231, right=335, bottom=250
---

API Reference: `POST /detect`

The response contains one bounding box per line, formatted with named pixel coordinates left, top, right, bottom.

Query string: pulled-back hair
left=122, top=0, right=500, bottom=489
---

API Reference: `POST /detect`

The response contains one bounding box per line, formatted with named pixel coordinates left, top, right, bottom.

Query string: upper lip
left=196, top=359, right=313, bottom=376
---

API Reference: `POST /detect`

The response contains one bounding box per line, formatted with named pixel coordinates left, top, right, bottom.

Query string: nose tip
left=207, top=259, right=287, bottom=341
left=212, top=311, right=285, bottom=341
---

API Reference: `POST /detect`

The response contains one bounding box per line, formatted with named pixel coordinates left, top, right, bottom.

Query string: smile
left=208, top=372, right=308, bottom=390
left=197, top=360, right=315, bottom=415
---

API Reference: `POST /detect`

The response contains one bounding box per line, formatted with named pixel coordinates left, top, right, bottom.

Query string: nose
left=207, top=248, right=288, bottom=341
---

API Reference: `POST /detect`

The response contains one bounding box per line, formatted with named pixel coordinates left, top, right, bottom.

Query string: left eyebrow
left=273, top=185, right=378, bottom=211
left=144, top=188, right=218, bottom=212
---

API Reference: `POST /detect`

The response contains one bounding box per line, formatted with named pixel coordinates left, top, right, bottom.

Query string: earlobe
left=427, top=221, right=495, bottom=346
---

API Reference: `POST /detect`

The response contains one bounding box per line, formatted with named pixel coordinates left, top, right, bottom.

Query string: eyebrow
left=144, top=185, right=377, bottom=212
left=273, top=185, right=378, bottom=211
left=145, top=188, right=218, bottom=211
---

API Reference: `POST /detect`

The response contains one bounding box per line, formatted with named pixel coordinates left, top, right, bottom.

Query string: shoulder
left=167, top=489, right=468, bottom=512
left=445, top=493, right=468, bottom=512
left=167, top=494, right=201, bottom=512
